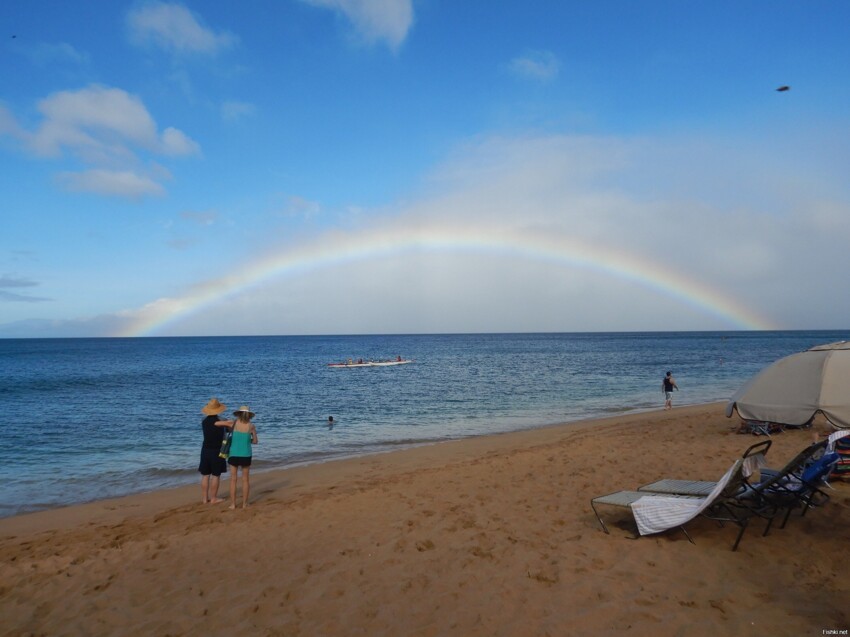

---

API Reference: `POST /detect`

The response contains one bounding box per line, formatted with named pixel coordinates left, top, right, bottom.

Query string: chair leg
left=779, top=506, right=793, bottom=529
left=591, top=501, right=610, bottom=535
left=762, top=515, right=775, bottom=537
left=731, top=519, right=748, bottom=552
left=809, top=486, right=831, bottom=506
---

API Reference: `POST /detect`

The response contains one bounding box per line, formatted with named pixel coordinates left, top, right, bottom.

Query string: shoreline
left=2, top=403, right=847, bottom=636
left=2, top=401, right=716, bottom=530
left=2, top=398, right=715, bottom=522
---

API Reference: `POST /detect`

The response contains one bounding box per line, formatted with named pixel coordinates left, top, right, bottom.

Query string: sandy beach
left=1, top=403, right=848, bottom=636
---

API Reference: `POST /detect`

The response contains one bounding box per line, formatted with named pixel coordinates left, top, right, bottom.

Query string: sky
left=1, top=0, right=849, bottom=338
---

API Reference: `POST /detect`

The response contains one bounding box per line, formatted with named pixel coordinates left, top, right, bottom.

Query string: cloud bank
left=4, top=128, right=848, bottom=338
left=47, top=130, right=843, bottom=337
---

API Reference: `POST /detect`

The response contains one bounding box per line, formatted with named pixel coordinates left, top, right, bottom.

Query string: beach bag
left=218, top=427, right=233, bottom=460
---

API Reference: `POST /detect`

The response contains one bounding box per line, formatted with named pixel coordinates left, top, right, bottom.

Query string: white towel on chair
left=630, top=461, right=740, bottom=536
left=742, top=452, right=767, bottom=477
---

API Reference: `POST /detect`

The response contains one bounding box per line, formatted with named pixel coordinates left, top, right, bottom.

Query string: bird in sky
left=776, top=85, right=790, bottom=92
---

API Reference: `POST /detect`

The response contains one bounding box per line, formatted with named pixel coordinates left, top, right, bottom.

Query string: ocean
left=2, top=330, right=847, bottom=517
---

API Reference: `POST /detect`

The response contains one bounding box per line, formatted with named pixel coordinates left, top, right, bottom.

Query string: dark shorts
left=228, top=456, right=252, bottom=467
left=199, top=447, right=228, bottom=476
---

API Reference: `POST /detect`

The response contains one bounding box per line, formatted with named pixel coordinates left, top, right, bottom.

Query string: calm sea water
left=2, top=331, right=847, bottom=517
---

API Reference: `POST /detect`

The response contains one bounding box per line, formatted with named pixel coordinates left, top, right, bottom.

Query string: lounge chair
left=751, top=450, right=840, bottom=529
left=640, top=440, right=832, bottom=539
left=776, top=430, right=849, bottom=489
left=591, top=460, right=751, bottom=550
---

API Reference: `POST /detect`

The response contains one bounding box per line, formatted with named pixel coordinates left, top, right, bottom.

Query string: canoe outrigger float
left=327, top=358, right=413, bottom=368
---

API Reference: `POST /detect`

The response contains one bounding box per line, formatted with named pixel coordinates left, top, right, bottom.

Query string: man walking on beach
left=662, top=371, right=678, bottom=409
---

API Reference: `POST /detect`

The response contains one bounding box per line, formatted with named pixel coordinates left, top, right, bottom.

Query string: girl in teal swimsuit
left=228, top=406, right=259, bottom=509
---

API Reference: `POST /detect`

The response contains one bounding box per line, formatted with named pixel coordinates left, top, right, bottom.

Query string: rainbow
left=117, top=225, right=775, bottom=336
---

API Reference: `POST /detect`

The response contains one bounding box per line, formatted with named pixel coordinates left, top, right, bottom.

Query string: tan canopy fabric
left=726, top=341, right=850, bottom=428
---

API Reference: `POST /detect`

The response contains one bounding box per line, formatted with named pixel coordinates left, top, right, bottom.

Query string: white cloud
left=509, top=50, right=560, bottom=81
left=160, top=126, right=201, bottom=155
left=221, top=100, right=257, bottom=122
left=127, top=2, right=237, bottom=54
left=0, top=103, right=27, bottom=142
left=58, top=169, right=166, bottom=198
left=0, top=86, right=198, bottom=198
left=303, top=0, right=414, bottom=49
left=31, top=85, right=199, bottom=159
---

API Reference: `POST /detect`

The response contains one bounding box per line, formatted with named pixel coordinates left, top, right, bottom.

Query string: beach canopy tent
left=726, top=341, right=850, bottom=428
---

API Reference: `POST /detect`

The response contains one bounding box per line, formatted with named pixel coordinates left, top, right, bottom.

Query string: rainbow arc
left=118, top=226, right=774, bottom=336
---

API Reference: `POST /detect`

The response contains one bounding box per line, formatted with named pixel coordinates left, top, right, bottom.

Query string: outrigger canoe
left=327, top=359, right=413, bottom=368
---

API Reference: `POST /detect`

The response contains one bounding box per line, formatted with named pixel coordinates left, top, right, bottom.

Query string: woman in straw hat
left=228, top=406, right=259, bottom=509
left=199, top=398, right=236, bottom=504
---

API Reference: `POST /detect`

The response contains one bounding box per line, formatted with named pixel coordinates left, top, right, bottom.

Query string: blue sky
left=2, top=1, right=849, bottom=337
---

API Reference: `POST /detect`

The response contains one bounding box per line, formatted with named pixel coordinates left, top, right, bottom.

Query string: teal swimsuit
left=229, top=430, right=253, bottom=458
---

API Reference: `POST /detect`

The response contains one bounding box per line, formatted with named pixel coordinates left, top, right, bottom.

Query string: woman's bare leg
left=228, top=465, right=238, bottom=509
left=241, top=467, right=251, bottom=509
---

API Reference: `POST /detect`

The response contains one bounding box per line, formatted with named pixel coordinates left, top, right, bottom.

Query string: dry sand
left=1, top=403, right=848, bottom=636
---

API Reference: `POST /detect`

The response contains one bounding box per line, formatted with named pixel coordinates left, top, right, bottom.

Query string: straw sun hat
left=233, top=405, right=256, bottom=419
left=201, top=398, right=227, bottom=415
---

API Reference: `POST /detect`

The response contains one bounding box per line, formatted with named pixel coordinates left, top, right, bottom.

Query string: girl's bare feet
left=209, top=497, right=225, bottom=504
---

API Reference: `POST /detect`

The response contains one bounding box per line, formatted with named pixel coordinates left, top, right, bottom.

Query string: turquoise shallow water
left=2, top=330, right=847, bottom=516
